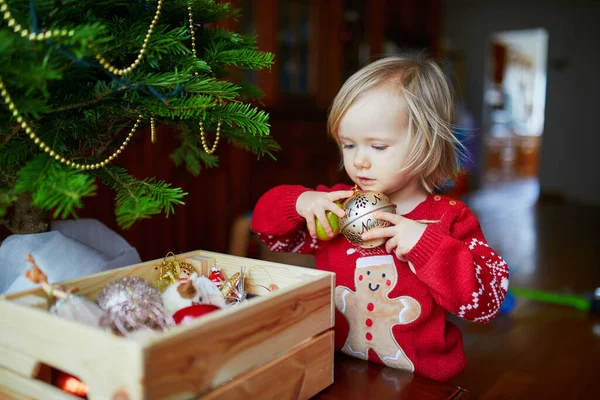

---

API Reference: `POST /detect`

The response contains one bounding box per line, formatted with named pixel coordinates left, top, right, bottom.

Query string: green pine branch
left=170, top=127, right=220, bottom=176
left=206, top=44, right=275, bottom=70
left=95, top=166, right=187, bottom=229
left=206, top=27, right=256, bottom=47
left=225, top=126, right=280, bottom=159
left=216, top=102, right=270, bottom=136
left=0, top=137, right=32, bottom=169
left=14, top=155, right=97, bottom=219
left=184, top=0, right=241, bottom=21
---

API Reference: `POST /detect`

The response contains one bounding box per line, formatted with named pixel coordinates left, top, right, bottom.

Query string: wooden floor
left=447, top=178, right=600, bottom=399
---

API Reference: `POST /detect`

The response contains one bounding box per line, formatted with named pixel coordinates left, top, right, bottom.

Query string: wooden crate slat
left=203, top=330, right=334, bottom=400
left=0, top=344, right=40, bottom=377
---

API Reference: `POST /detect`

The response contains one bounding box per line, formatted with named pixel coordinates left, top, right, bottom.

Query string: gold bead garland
left=189, top=2, right=222, bottom=154
left=0, top=0, right=164, bottom=77
left=0, top=0, right=75, bottom=40
left=151, top=117, right=157, bottom=143
left=199, top=120, right=221, bottom=154
left=94, top=0, right=164, bottom=76
left=0, top=75, right=142, bottom=170
left=188, top=3, right=199, bottom=76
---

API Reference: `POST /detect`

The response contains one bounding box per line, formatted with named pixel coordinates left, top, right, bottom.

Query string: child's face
left=338, top=84, right=421, bottom=202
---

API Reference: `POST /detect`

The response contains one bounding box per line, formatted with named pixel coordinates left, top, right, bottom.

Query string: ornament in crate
left=158, top=259, right=249, bottom=324
left=21, top=251, right=252, bottom=340
left=340, top=190, right=397, bottom=248
left=24, top=254, right=174, bottom=336
left=97, top=276, right=175, bottom=335
left=152, top=251, right=196, bottom=291
left=161, top=272, right=226, bottom=315
left=24, top=254, right=105, bottom=329
left=208, top=266, right=226, bottom=289
left=173, top=304, right=221, bottom=325
left=220, top=267, right=248, bottom=303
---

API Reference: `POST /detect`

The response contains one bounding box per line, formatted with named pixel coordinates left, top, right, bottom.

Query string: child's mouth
left=358, top=177, right=375, bottom=186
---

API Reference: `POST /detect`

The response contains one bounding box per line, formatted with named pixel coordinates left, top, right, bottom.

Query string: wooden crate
left=0, top=250, right=335, bottom=399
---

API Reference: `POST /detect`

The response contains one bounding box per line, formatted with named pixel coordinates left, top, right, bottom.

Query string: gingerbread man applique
left=335, top=255, right=421, bottom=371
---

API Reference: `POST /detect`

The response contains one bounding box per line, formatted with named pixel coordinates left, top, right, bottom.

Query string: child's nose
left=353, top=151, right=371, bottom=169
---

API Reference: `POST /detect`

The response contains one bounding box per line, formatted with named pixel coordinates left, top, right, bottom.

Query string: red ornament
left=208, top=267, right=226, bottom=288
left=172, top=304, right=220, bottom=325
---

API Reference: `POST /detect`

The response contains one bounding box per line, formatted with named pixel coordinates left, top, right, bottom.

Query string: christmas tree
left=0, top=0, right=276, bottom=234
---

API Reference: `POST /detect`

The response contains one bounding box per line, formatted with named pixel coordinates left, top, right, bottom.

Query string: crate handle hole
left=33, top=362, right=89, bottom=399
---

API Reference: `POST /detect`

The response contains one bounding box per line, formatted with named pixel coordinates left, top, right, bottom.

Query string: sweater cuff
left=281, top=185, right=312, bottom=226
left=405, top=224, right=446, bottom=270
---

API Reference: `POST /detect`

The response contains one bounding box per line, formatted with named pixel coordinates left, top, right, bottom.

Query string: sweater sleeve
left=404, top=205, right=509, bottom=323
left=250, top=183, right=352, bottom=255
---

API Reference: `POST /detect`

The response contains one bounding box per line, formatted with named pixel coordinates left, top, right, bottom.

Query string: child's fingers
left=361, top=226, right=396, bottom=241
left=330, top=205, right=346, bottom=219
left=372, top=211, right=402, bottom=224
left=326, top=190, right=353, bottom=218
left=306, top=216, right=317, bottom=238
left=329, top=190, right=355, bottom=202
left=385, top=237, right=398, bottom=254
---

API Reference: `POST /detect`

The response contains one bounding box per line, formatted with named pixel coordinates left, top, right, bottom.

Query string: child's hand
left=361, top=211, right=427, bottom=259
left=297, top=190, right=354, bottom=239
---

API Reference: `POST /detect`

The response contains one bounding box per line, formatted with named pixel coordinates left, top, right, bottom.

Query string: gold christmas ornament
left=220, top=272, right=241, bottom=298
left=153, top=252, right=196, bottom=291
left=340, top=190, right=397, bottom=248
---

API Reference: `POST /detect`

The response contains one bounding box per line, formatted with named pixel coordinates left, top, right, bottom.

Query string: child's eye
left=342, top=143, right=355, bottom=150
left=372, top=145, right=388, bottom=151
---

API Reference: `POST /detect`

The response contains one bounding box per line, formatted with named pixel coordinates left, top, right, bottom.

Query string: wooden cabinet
left=246, top=0, right=440, bottom=108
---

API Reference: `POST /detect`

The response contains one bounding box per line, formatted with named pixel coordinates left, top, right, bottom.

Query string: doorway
left=482, top=29, right=548, bottom=185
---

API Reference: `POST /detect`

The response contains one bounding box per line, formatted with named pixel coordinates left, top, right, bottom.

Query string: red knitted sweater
left=251, top=183, right=509, bottom=381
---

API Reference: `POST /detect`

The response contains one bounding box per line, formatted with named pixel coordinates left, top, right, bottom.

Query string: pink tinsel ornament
left=97, top=276, right=175, bottom=336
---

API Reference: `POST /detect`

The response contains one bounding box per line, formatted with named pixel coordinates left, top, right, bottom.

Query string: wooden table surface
left=314, top=353, right=473, bottom=399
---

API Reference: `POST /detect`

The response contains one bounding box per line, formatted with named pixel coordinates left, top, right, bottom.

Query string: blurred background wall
left=444, top=0, right=600, bottom=205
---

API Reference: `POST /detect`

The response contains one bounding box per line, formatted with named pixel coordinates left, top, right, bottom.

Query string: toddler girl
left=251, top=55, right=509, bottom=381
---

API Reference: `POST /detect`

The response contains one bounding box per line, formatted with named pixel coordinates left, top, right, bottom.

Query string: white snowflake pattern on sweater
left=457, top=238, right=509, bottom=322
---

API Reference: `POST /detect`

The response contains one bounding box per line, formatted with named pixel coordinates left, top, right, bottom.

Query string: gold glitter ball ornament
left=340, top=191, right=397, bottom=248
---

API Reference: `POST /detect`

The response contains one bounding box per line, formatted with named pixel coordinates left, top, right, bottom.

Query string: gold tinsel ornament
left=153, top=252, right=196, bottom=291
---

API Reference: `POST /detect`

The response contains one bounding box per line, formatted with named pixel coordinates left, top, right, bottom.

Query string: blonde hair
left=327, top=54, right=463, bottom=192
